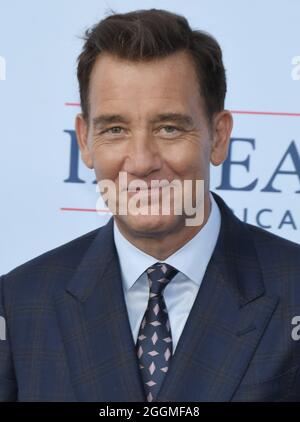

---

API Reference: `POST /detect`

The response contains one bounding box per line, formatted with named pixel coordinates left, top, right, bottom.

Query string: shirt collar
left=113, top=191, right=221, bottom=290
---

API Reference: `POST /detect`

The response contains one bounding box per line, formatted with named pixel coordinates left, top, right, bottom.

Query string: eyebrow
left=92, top=114, right=130, bottom=129
left=149, top=113, right=194, bottom=127
left=92, top=112, right=194, bottom=129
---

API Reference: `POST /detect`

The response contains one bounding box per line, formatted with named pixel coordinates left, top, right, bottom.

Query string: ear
left=75, top=113, right=94, bottom=169
left=210, top=110, right=233, bottom=166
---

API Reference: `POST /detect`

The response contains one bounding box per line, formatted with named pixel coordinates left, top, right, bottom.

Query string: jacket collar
left=65, top=191, right=265, bottom=307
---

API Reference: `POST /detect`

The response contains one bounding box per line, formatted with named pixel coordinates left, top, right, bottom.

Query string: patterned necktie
left=136, top=262, right=178, bottom=402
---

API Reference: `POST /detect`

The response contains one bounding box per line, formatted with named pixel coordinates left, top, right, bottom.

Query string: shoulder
left=213, top=191, right=300, bottom=265
left=243, top=222, right=300, bottom=300
left=0, top=226, right=103, bottom=301
left=245, top=221, right=300, bottom=262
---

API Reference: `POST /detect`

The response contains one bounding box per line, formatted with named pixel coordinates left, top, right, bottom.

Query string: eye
left=158, top=125, right=184, bottom=137
left=161, top=125, right=179, bottom=133
left=104, top=126, right=124, bottom=134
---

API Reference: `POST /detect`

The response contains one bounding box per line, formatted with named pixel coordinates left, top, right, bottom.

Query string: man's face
left=76, top=50, right=232, bottom=237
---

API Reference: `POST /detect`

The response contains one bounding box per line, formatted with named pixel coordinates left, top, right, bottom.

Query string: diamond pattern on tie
left=136, top=262, right=178, bottom=402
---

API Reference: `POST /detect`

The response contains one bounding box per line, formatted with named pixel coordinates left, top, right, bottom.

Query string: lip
left=127, top=186, right=169, bottom=193
left=126, top=181, right=172, bottom=192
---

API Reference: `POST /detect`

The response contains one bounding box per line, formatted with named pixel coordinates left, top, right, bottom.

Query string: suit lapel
left=54, top=192, right=279, bottom=402
left=156, top=193, right=279, bottom=402
left=54, top=218, right=146, bottom=402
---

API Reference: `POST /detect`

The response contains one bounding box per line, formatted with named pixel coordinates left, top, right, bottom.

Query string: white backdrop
left=0, top=0, right=299, bottom=274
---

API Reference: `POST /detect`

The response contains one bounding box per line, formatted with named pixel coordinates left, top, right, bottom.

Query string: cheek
left=164, top=141, right=210, bottom=178
left=92, top=151, right=123, bottom=182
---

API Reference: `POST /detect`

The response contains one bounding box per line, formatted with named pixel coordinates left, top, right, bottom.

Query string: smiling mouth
left=127, top=186, right=170, bottom=193
left=126, top=181, right=172, bottom=193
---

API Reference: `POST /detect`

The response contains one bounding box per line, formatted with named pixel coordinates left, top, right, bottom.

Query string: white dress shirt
left=113, top=192, right=221, bottom=353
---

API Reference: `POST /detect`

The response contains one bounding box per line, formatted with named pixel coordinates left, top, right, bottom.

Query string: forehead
left=88, top=51, right=203, bottom=115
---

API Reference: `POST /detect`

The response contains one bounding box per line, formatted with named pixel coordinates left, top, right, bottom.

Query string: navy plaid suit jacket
left=1, top=192, right=300, bottom=402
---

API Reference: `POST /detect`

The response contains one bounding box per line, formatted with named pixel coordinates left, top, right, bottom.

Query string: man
left=1, top=9, right=300, bottom=402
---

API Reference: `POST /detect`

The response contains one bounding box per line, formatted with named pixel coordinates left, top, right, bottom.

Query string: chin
left=117, top=213, right=181, bottom=237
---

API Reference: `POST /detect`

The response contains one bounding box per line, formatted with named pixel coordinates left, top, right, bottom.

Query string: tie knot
left=146, top=262, right=178, bottom=298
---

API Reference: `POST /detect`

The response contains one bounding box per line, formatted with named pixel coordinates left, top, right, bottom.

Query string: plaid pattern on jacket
left=1, top=192, right=300, bottom=402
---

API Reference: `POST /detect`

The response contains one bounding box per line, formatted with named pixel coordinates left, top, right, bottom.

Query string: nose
left=123, top=131, right=163, bottom=178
